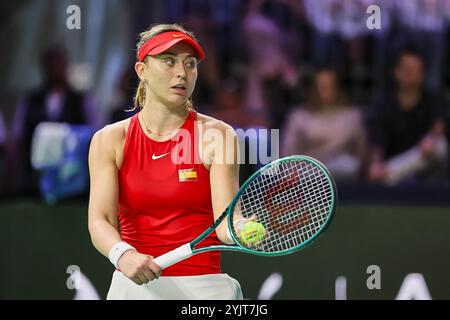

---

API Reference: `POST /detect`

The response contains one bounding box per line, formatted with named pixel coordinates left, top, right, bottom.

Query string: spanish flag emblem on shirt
left=178, top=168, right=198, bottom=182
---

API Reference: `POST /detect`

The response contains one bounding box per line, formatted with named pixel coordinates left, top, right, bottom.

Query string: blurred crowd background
left=1, top=0, right=450, bottom=203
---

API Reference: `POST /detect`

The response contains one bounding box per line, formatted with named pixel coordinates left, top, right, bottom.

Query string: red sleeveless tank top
left=118, top=110, right=221, bottom=276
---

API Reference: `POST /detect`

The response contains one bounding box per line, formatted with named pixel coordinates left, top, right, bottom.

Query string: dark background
left=2, top=199, right=449, bottom=299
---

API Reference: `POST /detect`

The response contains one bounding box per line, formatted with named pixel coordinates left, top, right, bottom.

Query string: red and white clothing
left=118, top=109, right=220, bottom=276
left=107, top=271, right=242, bottom=300
left=107, top=109, right=242, bottom=299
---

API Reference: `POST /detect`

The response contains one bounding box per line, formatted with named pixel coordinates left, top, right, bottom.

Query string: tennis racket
left=153, top=155, right=337, bottom=269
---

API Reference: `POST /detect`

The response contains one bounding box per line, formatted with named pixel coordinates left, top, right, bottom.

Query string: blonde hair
left=132, top=23, right=199, bottom=111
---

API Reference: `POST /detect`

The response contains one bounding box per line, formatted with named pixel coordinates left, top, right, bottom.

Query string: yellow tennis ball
left=240, top=221, right=265, bottom=246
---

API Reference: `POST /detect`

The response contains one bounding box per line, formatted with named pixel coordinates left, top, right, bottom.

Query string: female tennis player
left=88, top=23, right=251, bottom=299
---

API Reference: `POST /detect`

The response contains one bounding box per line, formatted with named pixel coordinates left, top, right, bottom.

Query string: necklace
left=140, top=110, right=188, bottom=137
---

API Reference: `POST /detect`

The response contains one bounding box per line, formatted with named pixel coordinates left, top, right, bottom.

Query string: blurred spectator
left=241, top=0, right=298, bottom=125
left=303, top=0, right=344, bottom=70
left=109, top=66, right=139, bottom=123
left=367, top=49, right=448, bottom=185
left=183, top=12, right=222, bottom=107
left=445, top=0, right=450, bottom=20
left=304, top=0, right=393, bottom=101
left=208, top=78, right=268, bottom=130
left=360, top=0, right=395, bottom=93
left=281, top=68, right=367, bottom=182
left=257, top=0, right=310, bottom=64
left=10, top=46, right=94, bottom=195
left=336, top=0, right=369, bottom=42
left=208, top=77, right=269, bottom=184
left=259, top=0, right=306, bottom=129
left=392, top=0, right=448, bottom=91
left=335, top=0, right=370, bottom=70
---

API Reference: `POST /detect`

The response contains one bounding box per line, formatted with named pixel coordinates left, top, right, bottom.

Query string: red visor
left=138, top=31, right=205, bottom=62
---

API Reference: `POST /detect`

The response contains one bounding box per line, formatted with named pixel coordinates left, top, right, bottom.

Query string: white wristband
left=226, top=226, right=236, bottom=244
left=108, top=241, right=136, bottom=268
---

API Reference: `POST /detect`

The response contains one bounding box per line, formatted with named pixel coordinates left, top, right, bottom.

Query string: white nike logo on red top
left=152, top=153, right=169, bottom=160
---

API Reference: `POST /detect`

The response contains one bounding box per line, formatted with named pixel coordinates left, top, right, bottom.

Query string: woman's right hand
left=118, top=250, right=161, bottom=285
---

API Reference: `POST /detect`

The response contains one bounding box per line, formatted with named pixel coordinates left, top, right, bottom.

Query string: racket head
left=227, top=155, right=337, bottom=256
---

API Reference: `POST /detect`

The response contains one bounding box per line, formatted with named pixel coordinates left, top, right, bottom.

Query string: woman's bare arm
left=87, top=125, right=160, bottom=284
left=207, top=121, right=241, bottom=244
left=87, top=127, right=122, bottom=257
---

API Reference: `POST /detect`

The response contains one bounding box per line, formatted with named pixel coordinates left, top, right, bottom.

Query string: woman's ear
left=135, top=61, right=145, bottom=80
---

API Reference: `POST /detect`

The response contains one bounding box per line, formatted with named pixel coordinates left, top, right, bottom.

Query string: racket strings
left=234, top=160, right=333, bottom=253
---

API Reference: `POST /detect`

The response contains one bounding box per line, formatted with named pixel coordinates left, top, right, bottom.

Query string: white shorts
left=107, top=270, right=243, bottom=300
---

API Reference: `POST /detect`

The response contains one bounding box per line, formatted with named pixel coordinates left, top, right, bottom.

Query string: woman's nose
left=174, top=62, right=187, bottom=80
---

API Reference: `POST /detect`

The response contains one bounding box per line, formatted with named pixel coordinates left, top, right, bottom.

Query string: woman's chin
left=165, top=97, right=189, bottom=108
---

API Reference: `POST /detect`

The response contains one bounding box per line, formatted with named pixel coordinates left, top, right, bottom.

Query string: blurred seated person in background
left=241, top=0, right=299, bottom=128
left=11, top=46, right=93, bottom=195
left=281, top=68, right=367, bottom=182
left=109, top=66, right=139, bottom=123
left=208, top=78, right=268, bottom=130
left=208, top=78, right=269, bottom=184
left=367, top=48, right=448, bottom=185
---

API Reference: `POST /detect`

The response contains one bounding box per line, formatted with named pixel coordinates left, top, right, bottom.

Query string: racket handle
left=153, top=243, right=193, bottom=270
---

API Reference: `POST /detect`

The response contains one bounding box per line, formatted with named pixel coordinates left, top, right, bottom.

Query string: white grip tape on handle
left=153, top=243, right=193, bottom=270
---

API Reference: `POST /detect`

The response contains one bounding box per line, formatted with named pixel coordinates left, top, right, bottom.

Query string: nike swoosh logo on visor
left=152, top=153, right=169, bottom=160
left=172, top=34, right=184, bottom=38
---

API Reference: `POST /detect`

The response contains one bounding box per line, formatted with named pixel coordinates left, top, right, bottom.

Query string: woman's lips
left=171, top=87, right=186, bottom=95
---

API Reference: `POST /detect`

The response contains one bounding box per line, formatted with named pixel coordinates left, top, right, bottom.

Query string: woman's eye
left=164, top=58, right=175, bottom=66
left=186, top=61, right=197, bottom=69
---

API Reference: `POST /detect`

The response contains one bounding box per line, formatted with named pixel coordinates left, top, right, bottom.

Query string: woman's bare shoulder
left=91, top=117, right=132, bottom=154
left=196, top=112, right=238, bottom=164
left=196, top=112, right=235, bottom=133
